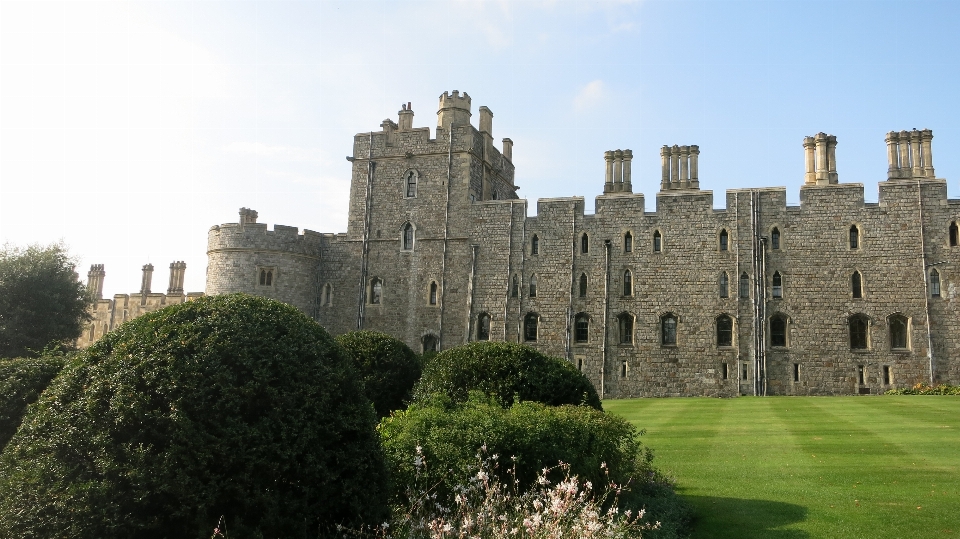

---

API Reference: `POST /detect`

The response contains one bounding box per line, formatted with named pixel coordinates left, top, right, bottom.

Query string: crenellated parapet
left=207, top=208, right=322, bottom=258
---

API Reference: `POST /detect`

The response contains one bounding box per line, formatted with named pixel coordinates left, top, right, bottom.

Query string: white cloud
left=574, top=80, right=605, bottom=111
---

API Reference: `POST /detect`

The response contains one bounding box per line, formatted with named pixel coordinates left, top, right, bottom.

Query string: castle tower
left=86, top=264, right=105, bottom=300
left=437, top=90, right=472, bottom=130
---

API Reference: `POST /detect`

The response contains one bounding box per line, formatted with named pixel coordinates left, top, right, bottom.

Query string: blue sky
left=1, top=0, right=958, bottom=295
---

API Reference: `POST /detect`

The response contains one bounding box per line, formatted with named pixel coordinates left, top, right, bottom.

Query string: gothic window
left=740, top=272, right=750, bottom=299
left=477, top=313, right=491, bottom=341
left=529, top=274, right=538, bottom=298
left=719, top=272, right=729, bottom=298
left=851, top=271, right=863, bottom=299
left=618, top=313, right=634, bottom=344
left=883, top=365, right=892, bottom=385
left=770, top=314, right=787, bottom=347
left=849, top=314, right=869, bottom=350
left=579, top=273, right=587, bottom=298
left=771, top=227, right=781, bottom=250
left=511, top=274, right=519, bottom=298
left=772, top=271, right=783, bottom=298
left=321, top=283, right=332, bottom=306
left=849, top=225, right=860, bottom=249
left=793, top=364, right=801, bottom=382
left=623, top=270, right=632, bottom=297
left=574, top=313, right=589, bottom=343
left=930, top=269, right=941, bottom=298
left=369, top=278, right=382, bottom=304
left=402, top=223, right=414, bottom=250
left=951, top=221, right=959, bottom=247
left=422, top=334, right=438, bottom=354
left=653, top=230, right=662, bottom=252
left=531, top=234, right=539, bottom=255
left=716, top=314, right=733, bottom=347
left=524, top=312, right=539, bottom=342
left=889, top=315, right=908, bottom=350
left=429, top=281, right=438, bottom=305
left=624, top=231, right=633, bottom=253
left=259, top=268, right=274, bottom=287
left=405, top=170, right=418, bottom=198
left=581, top=233, right=589, bottom=254
left=719, top=229, right=729, bottom=251
left=660, top=314, right=677, bottom=346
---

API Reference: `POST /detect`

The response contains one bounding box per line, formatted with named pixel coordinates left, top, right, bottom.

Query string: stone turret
left=437, top=90, right=472, bottom=130
left=87, top=264, right=105, bottom=300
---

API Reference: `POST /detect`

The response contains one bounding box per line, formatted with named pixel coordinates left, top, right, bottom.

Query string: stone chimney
left=885, top=129, right=935, bottom=180
left=660, top=144, right=700, bottom=190
left=502, top=138, right=513, bottom=161
left=167, top=261, right=186, bottom=295
left=398, top=102, right=414, bottom=131
left=239, top=207, right=258, bottom=228
left=87, top=264, right=105, bottom=300
left=803, top=133, right=838, bottom=185
left=603, top=149, right=634, bottom=194
left=140, top=263, right=154, bottom=295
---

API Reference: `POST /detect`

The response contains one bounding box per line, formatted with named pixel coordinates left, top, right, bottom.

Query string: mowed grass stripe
left=604, top=397, right=960, bottom=539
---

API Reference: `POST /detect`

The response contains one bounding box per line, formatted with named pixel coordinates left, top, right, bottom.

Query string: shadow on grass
left=683, top=495, right=808, bottom=539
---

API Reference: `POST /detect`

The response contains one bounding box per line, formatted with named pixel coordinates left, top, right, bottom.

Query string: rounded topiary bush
left=413, top=341, right=601, bottom=410
left=335, top=330, right=421, bottom=418
left=0, top=352, right=67, bottom=451
left=0, top=294, right=387, bottom=539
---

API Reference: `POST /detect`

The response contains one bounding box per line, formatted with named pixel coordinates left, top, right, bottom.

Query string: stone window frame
left=368, top=277, right=383, bottom=305
left=531, top=234, right=540, bottom=255
left=739, top=272, right=750, bottom=299
left=529, top=274, right=538, bottom=298
left=887, top=313, right=910, bottom=351
left=321, top=283, right=333, bottom=307
left=574, top=312, right=589, bottom=344
left=950, top=221, right=959, bottom=247
left=719, top=271, right=730, bottom=298
left=718, top=228, right=729, bottom=252
left=257, top=266, right=277, bottom=288
left=617, top=312, right=635, bottom=345
left=523, top=312, right=540, bottom=342
left=511, top=274, right=520, bottom=298
left=401, top=222, right=415, bottom=251
left=770, top=226, right=782, bottom=250
left=403, top=169, right=419, bottom=198
left=653, top=229, right=663, bottom=253
left=793, top=363, right=801, bottom=383
left=622, top=268, right=633, bottom=297
left=851, top=270, right=864, bottom=299
left=623, top=230, right=634, bottom=253
left=929, top=268, right=942, bottom=298
left=421, top=333, right=439, bottom=354
left=659, top=312, right=679, bottom=347
left=716, top=313, right=734, bottom=348
left=771, top=271, right=784, bottom=299
left=578, top=273, right=588, bottom=298
left=769, top=313, right=789, bottom=348
left=620, top=360, right=628, bottom=378
left=882, top=365, right=893, bottom=385
left=428, top=281, right=439, bottom=306
left=849, top=313, right=871, bottom=350
left=848, top=223, right=862, bottom=250
left=476, top=312, right=491, bottom=341
left=581, top=232, right=589, bottom=254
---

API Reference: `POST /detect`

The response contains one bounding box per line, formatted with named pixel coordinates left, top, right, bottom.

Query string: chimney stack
left=884, top=129, right=934, bottom=180
left=167, top=261, right=186, bottom=295
left=659, top=144, right=701, bottom=191
left=87, top=264, right=105, bottom=300
left=140, top=263, right=154, bottom=295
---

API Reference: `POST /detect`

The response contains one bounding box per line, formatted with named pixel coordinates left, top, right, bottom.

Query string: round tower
left=206, top=208, right=322, bottom=316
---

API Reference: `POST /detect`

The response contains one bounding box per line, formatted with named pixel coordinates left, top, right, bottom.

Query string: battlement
left=208, top=209, right=322, bottom=257
left=437, top=90, right=472, bottom=130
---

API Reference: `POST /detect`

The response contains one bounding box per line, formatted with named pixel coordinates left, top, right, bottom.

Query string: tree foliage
left=413, top=342, right=602, bottom=410
left=0, top=352, right=67, bottom=452
left=0, top=294, right=388, bottom=538
left=334, top=330, right=422, bottom=418
left=0, top=243, right=89, bottom=358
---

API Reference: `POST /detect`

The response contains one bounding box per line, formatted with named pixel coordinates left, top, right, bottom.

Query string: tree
left=0, top=243, right=89, bottom=358
left=335, top=330, right=422, bottom=418
left=0, top=294, right=388, bottom=538
left=0, top=352, right=67, bottom=452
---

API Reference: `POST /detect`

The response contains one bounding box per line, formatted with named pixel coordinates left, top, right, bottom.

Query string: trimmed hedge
left=412, top=342, right=602, bottom=410
left=0, top=353, right=66, bottom=451
left=0, top=294, right=387, bottom=539
left=886, top=383, right=960, bottom=395
left=335, top=331, right=421, bottom=418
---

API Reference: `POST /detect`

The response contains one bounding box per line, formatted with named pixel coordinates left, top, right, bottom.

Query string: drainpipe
left=356, top=132, right=375, bottom=330
left=751, top=190, right=767, bottom=396
left=601, top=239, right=611, bottom=398
left=518, top=203, right=527, bottom=343
left=466, top=244, right=478, bottom=343
left=918, top=180, right=935, bottom=385
left=566, top=201, right=577, bottom=361
left=438, top=126, right=453, bottom=349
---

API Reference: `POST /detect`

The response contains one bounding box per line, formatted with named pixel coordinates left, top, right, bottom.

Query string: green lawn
left=604, top=396, right=960, bottom=539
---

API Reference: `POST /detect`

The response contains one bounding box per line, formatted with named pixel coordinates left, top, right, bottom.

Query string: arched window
left=429, top=281, right=438, bottom=305
left=618, top=313, right=634, bottom=344
left=579, top=273, right=587, bottom=298
left=531, top=234, right=539, bottom=255
left=369, top=278, right=383, bottom=304
left=660, top=314, right=677, bottom=345
left=719, top=229, right=729, bottom=251
left=951, top=222, right=959, bottom=247
left=849, top=314, right=869, bottom=349
left=719, top=272, right=729, bottom=298
left=259, top=269, right=274, bottom=287
left=322, top=283, right=332, bottom=306
left=771, top=227, right=781, bottom=250
left=716, top=314, right=733, bottom=347
left=623, top=270, right=632, bottom=297
left=739, top=272, right=750, bottom=299
left=529, top=274, right=538, bottom=298
left=653, top=230, right=662, bottom=252
left=524, top=312, right=539, bottom=342
left=477, top=313, right=491, bottom=341
left=770, top=314, right=787, bottom=347
left=402, top=223, right=414, bottom=250
left=851, top=271, right=863, bottom=298
left=849, top=225, right=860, bottom=249
left=421, top=334, right=438, bottom=353
left=889, top=315, right=908, bottom=350
left=624, top=231, right=633, bottom=253
left=574, top=313, right=589, bottom=343
left=511, top=274, right=519, bottom=298
left=772, top=271, right=783, bottom=298
left=930, top=269, right=941, bottom=298
left=405, top=170, right=418, bottom=198
left=581, top=233, right=589, bottom=254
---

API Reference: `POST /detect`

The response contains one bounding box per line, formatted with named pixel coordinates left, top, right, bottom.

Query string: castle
left=94, top=91, right=960, bottom=397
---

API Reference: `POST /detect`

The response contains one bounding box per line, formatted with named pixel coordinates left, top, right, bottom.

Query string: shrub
left=412, top=342, right=601, bottom=410
left=0, top=294, right=388, bottom=538
left=335, top=331, right=422, bottom=418
left=0, top=352, right=67, bottom=451
left=886, top=383, right=960, bottom=395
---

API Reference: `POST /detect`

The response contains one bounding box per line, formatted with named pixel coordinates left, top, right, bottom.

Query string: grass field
left=604, top=396, right=960, bottom=539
